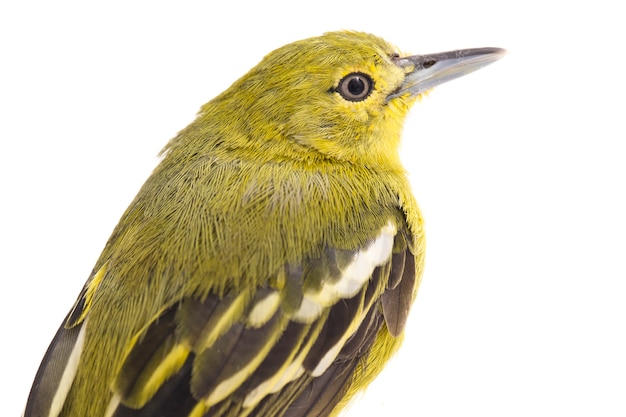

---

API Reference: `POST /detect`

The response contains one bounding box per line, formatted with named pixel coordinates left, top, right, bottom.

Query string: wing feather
left=29, top=218, right=418, bottom=417
left=24, top=264, right=108, bottom=417
left=23, top=321, right=86, bottom=417
left=110, top=356, right=197, bottom=417
left=381, top=247, right=416, bottom=337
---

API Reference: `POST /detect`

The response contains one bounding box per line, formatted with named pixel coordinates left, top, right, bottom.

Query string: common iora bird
left=24, top=31, right=504, bottom=417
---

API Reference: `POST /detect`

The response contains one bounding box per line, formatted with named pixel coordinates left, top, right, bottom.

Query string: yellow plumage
left=24, top=31, right=503, bottom=417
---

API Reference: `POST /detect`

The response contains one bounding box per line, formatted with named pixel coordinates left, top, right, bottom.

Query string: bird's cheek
left=385, top=97, right=415, bottom=120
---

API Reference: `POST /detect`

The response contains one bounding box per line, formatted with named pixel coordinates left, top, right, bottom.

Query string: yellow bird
left=24, top=31, right=504, bottom=417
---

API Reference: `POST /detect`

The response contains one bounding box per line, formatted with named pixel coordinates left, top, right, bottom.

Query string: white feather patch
left=293, top=294, right=324, bottom=322
left=296, top=221, right=396, bottom=318
left=103, top=394, right=121, bottom=417
left=311, top=341, right=344, bottom=377
left=316, top=221, right=395, bottom=304
left=247, top=291, right=281, bottom=327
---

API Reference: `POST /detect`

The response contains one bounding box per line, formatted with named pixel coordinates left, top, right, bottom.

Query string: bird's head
left=188, top=31, right=504, bottom=170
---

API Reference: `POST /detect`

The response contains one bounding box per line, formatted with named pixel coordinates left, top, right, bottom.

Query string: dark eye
left=336, top=72, right=373, bottom=102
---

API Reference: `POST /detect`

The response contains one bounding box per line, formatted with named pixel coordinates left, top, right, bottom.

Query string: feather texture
left=101, top=225, right=415, bottom=417
left=24, top=31, right=429, bottom=417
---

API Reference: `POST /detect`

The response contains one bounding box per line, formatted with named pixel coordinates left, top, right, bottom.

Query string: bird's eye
left=336, top=73, right=373, bottom=102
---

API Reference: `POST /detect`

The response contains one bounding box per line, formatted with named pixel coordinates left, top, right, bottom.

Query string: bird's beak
left=387, top=47, right=506, bottom=101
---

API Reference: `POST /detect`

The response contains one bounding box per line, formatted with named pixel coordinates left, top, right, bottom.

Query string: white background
left=1, top=1, right=624, bottom=416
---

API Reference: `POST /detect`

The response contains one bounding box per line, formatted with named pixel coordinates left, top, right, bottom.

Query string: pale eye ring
left=336, top=73, right=373, bottom=102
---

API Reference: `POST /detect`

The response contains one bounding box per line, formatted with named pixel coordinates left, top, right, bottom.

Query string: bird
left=24, top=31, right=504, bottom=417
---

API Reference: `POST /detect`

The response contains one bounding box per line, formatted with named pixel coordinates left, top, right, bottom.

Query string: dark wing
left=24, top=263, right=108, bottom=417
left=23, top=321, right=86, bottom=417
left=24, top=222, right=417, bottom=417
